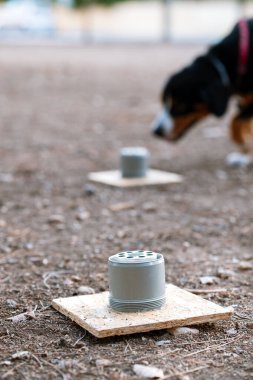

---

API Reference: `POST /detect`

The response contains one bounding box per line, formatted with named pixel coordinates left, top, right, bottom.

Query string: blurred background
left=0, top=0, right=252, bottom=43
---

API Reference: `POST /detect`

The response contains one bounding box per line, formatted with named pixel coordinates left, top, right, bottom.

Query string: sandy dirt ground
left=0, top=44, right=252, bottom=380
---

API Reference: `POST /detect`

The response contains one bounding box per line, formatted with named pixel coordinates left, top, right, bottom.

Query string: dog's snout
left=152, top=109, right=174, bottom=138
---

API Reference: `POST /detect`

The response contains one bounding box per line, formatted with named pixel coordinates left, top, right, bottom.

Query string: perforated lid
left=109, top=250, right=160, bottom=264
left=120, top=147, right=149, bottom=157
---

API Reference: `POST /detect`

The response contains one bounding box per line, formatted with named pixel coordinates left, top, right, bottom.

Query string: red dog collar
left=238, top=19, right=250, bottom=77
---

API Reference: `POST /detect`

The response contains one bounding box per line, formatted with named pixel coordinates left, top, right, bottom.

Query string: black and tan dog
left=153, top=19, right=253, bottom=165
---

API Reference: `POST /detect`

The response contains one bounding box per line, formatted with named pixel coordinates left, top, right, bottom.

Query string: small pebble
left=48, top=214, right=65, bottom=224
left=0, top=173, right=14, bottom=183
left=42, top=258, right=49, bottom=265
left=155, top=340, right=171, bottom=346
left=76, top=210, right=90, bottom=221
left=77, top=286, right=95, bottom=295
left=6, top=299, right=17, bottom=308
left=57, top=359, right=79, bottom=370
left=0, top=245, right=11, bottom=254
left=234, top=346, right=244, bottom=354
left=71, top=275, right=81, bottom=283
left=168, top=327, right=199, bottom=336
left=237, top=261, right=253, bottom=271
left=246, top=322, right=253, bottom=329
left=217, top=268, right=235, bottom=279
left=199, top=276, right=218, bottom=285
left=142, top=202, right=157, bottom=212
left=83, top=184, right=96, bottom=196
left=2, top=360, right=12, bottom=366
left=11, top=351, right=31, bottom=360
left=0, top=219, right=7, bottom=228
left=133, top=364, right=164, bottom=379
left=226, top=328, right=237, bottom=336
left=116, top=229, right=127, bottom=239
left=243, top=254, right=253, bottom=260
left=182, top=241, right=191, bottom=249
left=96, top=359, right=111, bottom=367
left=24, top=242, right=34, bottom=251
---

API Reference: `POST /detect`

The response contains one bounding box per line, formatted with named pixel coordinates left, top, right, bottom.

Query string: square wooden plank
left=52, top=284, right=233, bottom=338
left=87, top=169, right=183, bottom=187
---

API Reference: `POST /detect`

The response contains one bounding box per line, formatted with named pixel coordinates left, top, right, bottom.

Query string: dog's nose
left=152, top=108, right=173, bottom=138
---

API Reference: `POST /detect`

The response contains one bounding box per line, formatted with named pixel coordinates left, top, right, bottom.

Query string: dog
left=153, top=19, right=253, bottom=166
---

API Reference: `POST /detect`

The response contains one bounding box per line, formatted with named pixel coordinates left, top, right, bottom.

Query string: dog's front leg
left=226, top=103, right=253, bottom=167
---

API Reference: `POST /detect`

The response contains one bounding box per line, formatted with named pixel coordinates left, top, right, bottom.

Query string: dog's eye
left=172, top=103, right=192, bottom=115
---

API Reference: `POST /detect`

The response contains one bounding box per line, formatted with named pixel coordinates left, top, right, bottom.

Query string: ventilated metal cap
left=108, top=250, right=166, bottom=312
left=120, top=147, right=149, bottom=178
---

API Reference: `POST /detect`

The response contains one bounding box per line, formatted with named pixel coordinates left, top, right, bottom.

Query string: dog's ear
left=201, top=81, right=230, bottom=117
left=161, top=79, right=172, bottom=103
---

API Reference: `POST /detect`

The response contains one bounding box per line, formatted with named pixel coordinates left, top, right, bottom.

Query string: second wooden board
left=87, top=169, right=183, bottom=187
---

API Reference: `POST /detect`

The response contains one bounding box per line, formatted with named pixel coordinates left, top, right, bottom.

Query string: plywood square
left=52, top=284, right=233, bottom=338
left=87, top=169, right=183, bottom=187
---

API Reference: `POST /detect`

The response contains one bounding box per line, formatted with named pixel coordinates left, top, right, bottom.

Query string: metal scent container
left=108, top=250, right=166, bottom=312
left=120, top=147, right=149, bottom=178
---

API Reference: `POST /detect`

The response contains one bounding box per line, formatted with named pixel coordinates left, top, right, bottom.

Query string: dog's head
left=153, top=57, right=231, bottom=141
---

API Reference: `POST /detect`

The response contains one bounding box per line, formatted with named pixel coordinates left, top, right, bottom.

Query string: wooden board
left=87, top=169, right=183, bottom=187
left=52, top=284, right=233, bottom=338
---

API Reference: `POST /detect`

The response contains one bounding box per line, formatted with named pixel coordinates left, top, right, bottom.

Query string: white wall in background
left=90, top=1, right=162, bottom=42
left=169, top=0, right=243, bottom=43
left=87, top=0, right=252, bottom=43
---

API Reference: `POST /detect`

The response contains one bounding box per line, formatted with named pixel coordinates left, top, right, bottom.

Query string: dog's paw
left=225, top=152, right=252, bottom=167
